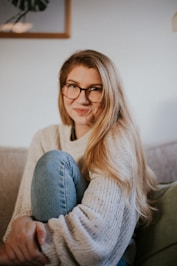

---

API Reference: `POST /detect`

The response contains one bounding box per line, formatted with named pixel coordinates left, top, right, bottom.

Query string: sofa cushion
left=135, top=181, right=177, bottom=266
left=0, top=147, right=27, bottom=244
left=145, top=141, right=177, bottom=183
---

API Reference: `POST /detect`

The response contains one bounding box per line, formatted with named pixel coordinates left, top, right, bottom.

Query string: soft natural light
left=0, top=22, right=33, bottom=33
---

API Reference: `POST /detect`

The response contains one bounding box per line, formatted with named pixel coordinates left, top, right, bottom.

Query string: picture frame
left=0, top=0, right=71, bottom=39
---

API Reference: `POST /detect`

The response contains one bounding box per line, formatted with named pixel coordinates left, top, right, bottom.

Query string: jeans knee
left=36, top=150, right=73, bottom=169
left=33, top=150, right=76, bottom=182
left=42, top=150, right=68, bottom=161
left=31, top=150, right=80, bottom=220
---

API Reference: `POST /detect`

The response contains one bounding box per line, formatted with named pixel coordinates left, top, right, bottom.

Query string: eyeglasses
left=62, top=83, right=103, bottom=103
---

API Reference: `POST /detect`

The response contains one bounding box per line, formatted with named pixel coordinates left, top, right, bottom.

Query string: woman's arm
left=4, top=126, right=59, bottom=241
left=3, top=126, right=61, bottom=265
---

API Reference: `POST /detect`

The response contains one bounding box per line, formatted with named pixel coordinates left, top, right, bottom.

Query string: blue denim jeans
left=31, top=150, right=88, bottom=221
left=31, top=150, right=127, bottom=266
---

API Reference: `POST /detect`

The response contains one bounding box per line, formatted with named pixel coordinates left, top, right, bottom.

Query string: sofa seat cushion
left=135, top=181, right=177, bottom=266
left=145, top=141, right=177, bottom=183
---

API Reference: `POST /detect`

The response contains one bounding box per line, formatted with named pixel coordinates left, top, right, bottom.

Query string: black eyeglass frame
left=62, top=83, right=103, bottom=103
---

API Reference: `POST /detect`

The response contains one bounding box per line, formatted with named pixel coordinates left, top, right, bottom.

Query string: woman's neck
left=75, top=124, right=91, bottom=139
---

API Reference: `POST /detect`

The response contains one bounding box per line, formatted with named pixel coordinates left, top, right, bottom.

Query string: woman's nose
left=77, top=90, right=89, bottom=103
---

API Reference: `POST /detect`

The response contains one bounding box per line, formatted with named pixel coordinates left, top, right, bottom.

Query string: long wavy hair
left=58, top=49, right=157, bottom=223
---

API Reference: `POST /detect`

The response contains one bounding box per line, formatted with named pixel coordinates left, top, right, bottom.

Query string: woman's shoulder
left=105, top=126, right=130, bottom=148
left=30, top=124, right=63, bottom=151
left=34, top=124, right=60, bottom=139
left=105, top=126, right=136, bottom=164
left=31, top=124, right=73, bottom=150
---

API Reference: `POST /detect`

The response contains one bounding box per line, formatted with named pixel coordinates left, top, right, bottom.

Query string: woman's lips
left=74, top=108, right=89, bottom=115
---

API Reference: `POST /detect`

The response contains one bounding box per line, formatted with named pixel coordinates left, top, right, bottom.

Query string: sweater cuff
left=41, top=224, right=60, bottom=266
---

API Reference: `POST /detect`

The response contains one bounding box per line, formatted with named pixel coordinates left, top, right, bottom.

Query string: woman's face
left=62, top=65, right=103, bottom=137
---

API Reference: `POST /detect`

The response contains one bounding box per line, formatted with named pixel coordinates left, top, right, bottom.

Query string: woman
left=0, top=49, right=157, bottom=265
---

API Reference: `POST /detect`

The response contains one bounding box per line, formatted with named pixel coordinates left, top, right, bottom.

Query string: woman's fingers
left=0, top=244, right=19, bottom=265
left=4, top=242, right=21, bottom=264
left=35, top=221, right=47, bottom=246
left=6, top=231, right=48, bottom=265
left=27, top=236, right=49, bottom=265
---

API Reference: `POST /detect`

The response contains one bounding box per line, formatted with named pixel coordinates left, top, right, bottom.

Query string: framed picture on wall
left=0, top=0, right=71, bottom=39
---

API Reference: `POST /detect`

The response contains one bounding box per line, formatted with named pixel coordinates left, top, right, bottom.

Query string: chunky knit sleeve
left=3, top=125, right=60, bottom=241
left=41, top=174, right=137, bottom=266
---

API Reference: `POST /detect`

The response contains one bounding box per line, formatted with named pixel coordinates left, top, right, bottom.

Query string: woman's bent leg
left=31, top=150, right=88, bottom=222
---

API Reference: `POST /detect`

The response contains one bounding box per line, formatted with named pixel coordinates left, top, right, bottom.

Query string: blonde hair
left=58, top=49, right=157, bottom=223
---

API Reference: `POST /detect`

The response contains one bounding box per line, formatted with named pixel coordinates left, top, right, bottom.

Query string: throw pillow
left=135, top=181, right=177, bottom=266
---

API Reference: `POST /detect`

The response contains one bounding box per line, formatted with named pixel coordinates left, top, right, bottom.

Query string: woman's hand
left=4, top=216, right=49, bottom=265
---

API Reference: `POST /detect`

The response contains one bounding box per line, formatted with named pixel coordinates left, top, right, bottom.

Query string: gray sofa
left=0, top=141, right=177, bottom=265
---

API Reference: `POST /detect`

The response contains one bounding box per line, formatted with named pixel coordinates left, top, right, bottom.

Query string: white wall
left=0, top=0, right=177, bottom=147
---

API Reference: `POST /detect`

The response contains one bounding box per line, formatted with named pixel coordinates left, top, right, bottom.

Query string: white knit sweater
left=4, top=124, right=138, bottom=266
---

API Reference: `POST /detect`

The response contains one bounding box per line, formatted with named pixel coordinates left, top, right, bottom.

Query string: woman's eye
left=90, top=87, right=102, bottom=91
left=68, top=83, right=77, bottom=88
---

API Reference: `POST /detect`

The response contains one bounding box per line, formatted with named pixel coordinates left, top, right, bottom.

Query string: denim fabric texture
left=31, top=150, right=88, bottom=221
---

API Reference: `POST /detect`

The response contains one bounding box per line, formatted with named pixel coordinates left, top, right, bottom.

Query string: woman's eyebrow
left=66, top=79, right=78, bottom=83
left=67, top=79, right=102, bottom=87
